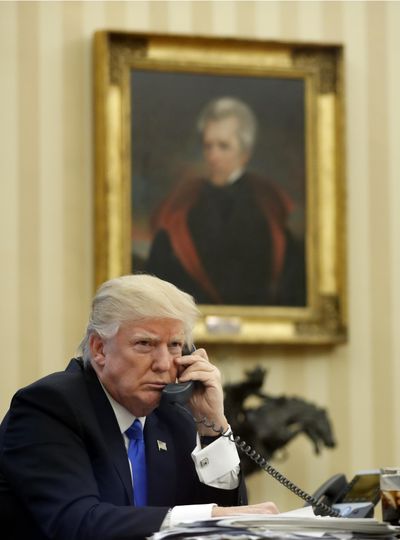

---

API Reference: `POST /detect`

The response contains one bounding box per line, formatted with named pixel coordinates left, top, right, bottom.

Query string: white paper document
left=151, top=505, right=400, bottom=540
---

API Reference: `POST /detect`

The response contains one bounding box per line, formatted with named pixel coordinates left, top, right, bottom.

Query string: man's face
left=90, top=318, right=185, bottom=416
left=202, top=116, right=250, bottom=186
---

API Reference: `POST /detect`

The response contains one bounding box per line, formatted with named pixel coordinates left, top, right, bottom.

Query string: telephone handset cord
left=175, top=402, right=340, bottom=518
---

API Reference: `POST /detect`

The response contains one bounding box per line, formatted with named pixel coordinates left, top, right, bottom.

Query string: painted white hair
left=197, top=96, right=257, bottom=153
left=78, top=274, right=199, bottom=363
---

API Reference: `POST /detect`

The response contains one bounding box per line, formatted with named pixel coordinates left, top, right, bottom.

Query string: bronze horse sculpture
left=223, top=366, right=336, bottom=476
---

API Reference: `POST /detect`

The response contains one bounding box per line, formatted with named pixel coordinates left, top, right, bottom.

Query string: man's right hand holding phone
left=176, top=346, right=229, bottom=436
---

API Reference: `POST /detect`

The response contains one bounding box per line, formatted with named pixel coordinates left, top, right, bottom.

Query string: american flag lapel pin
left=157, top=440, right=167, bottom=451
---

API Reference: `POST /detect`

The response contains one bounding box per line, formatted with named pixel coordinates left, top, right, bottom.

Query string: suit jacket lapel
left=145, top=412, right=177, bottom=506
left=66, top=359, right=179, bottom=507
left=79, top=361, right=134, bottom=503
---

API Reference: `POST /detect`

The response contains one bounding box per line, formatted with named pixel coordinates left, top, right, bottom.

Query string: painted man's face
left=202, top=116, right=250, bottom=186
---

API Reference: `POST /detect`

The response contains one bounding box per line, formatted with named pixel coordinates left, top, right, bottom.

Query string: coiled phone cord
left=175, top=403, right=340, bottom=518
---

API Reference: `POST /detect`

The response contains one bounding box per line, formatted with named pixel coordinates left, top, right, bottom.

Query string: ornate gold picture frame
left=93, top=31, right=347, bottom=345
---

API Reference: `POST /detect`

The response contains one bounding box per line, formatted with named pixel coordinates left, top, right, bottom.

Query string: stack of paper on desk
left=151, top=506, right=400, bottom=539
left=216, top=514, right=398, bottom=536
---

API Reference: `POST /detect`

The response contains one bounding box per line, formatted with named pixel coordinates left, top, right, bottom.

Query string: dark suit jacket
left=146, top=172, right=306, bottom=307
left=0, top=358, right=246, bottom=540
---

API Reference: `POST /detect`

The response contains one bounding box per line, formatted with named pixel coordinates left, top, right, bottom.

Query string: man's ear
left=89, top=333, right=106, bottom=367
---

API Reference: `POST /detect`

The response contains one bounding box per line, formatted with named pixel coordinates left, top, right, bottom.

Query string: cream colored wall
left=1, top=0, right=400, bottom=512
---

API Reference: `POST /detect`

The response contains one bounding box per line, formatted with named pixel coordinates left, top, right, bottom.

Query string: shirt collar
left=226, top=168, right=244, bottom=184
left=99, top=379, right=146, bottom=434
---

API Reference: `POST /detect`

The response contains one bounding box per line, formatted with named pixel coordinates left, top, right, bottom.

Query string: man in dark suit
left=0, top=274, right=278, bottom=540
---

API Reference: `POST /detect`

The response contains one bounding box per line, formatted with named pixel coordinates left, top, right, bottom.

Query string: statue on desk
left=223, top=366, right=336, bottom=476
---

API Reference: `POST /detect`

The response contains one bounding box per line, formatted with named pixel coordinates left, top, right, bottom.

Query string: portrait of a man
left=131, top=71, right=307, bottom=307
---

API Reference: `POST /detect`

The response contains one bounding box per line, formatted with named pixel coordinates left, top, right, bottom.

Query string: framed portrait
left=93, top=31, right=347, bottom=345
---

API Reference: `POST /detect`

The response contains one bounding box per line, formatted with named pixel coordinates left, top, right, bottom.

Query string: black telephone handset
left=159, top=346, right=378, bottom=519
left=161, top=380, right=195, bottom=405
left=310, top=473, right=348, bottom=508
left=161, top=344, right=196, bottom=406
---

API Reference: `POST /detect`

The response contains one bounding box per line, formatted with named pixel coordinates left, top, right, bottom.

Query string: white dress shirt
left=101, top=385, right=240, bottom=528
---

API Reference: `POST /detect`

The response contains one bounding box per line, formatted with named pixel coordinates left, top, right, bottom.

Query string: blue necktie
left=125, top=419, right=147, bottom=506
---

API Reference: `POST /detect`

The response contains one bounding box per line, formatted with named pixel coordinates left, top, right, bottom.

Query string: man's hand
left=212, top=502, right=280, bottom=517
left=175, top=348, right=228, bottom=436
